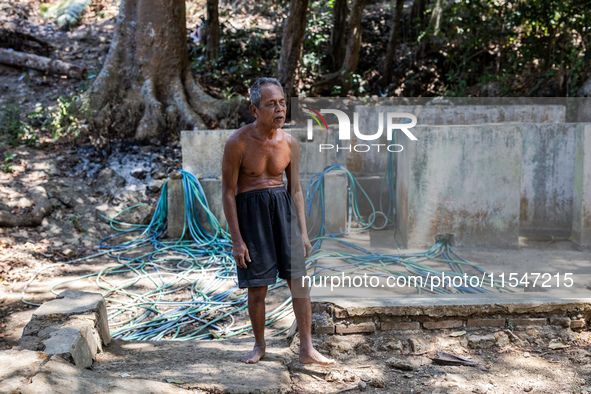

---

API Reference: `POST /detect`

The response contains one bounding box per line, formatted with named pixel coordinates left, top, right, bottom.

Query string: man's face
left=252, top=84, right=286, bottom=129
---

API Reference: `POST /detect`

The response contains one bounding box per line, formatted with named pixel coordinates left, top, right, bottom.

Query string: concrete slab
left=0, top=350, right=189, bottom=394
left=93, top=338, right=292, bottom=394
left=312, top=293, right=591, bottom=318
left=395, top=124, right=523, bottom=248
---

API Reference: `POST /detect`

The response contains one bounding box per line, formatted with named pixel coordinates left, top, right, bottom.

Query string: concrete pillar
left=572, top=124, right=591, bottom=250
left=167, top=178, right=187, bottom=239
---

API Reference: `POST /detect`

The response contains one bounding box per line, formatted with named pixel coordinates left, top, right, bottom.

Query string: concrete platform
left=93, top=338, right=292, bottom=393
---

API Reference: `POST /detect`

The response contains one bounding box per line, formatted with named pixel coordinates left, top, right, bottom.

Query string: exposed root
left=135, top=79, right=166, bottom=141
left=184, top=66, right=223, bottom=121
left=0, top=186, right=53, bottom=227
left=172, top=76, right=208, bottom=130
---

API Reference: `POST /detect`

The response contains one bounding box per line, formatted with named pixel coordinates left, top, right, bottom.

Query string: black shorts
left=235, top=186, right=308, bottom=288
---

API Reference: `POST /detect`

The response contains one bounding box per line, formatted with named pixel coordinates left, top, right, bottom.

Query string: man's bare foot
left=241, top=344, right=266, bottom=364
left=299, top=347, right=335, bottom=365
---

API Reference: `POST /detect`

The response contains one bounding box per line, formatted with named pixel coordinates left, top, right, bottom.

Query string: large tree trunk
left=206, top=0, right=220, bottom=61
left=277, top=0, right=309, bottom=105
left=382, top=0, right=404, bottom=88
left=313, top=0, right=366, bottom=95
left=85, top=0, right=222, bottom=143
left=325, top=0, right=347, bottom=72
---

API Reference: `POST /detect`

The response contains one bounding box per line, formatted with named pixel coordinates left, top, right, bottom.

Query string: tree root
left=136, top=79, right=166, bottom=140
left=0, top=186, right=53, bottom=227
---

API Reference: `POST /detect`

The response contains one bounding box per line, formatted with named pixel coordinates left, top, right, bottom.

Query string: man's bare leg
left=242, top=285, right=267, bottom=363
left=287, top=278, right=335, bottom=365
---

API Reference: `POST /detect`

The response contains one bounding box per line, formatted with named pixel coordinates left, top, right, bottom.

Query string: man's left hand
left=302, top=235, right=312, bottom=259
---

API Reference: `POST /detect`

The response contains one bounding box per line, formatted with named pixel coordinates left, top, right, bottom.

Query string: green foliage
left=41, top=0, right=91, bottom=29
left=301, top=0, right=333, bottom=81
left=45, top=94, right=86, bottom=139
left=0, top=102, right=36, bottom=146
left=430, top=0, right=591, bottom=95
left=191, top=18, right=279, bottom=96
left=2, top=152, right=16, bottom=173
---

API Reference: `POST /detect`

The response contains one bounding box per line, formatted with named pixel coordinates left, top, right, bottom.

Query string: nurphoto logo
left=303, top=107, right=418, bottom=152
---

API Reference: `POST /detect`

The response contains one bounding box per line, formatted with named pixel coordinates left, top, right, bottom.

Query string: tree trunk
left=277, top=0, right=309, bottom=105
left=206, top=0, right=220, bottom=61
left=410, top=0, right=428, bottom=36
left=313, top=0, right=366, bottom=95
left=382, top=0, right=404, bottom=88
left=325, top=0, right=347, bottom=72
left=85, top=0, right=222, bottom=143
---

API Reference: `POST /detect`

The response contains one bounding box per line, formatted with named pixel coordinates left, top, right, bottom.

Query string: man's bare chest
left=241, top=141, right=291, bottom=177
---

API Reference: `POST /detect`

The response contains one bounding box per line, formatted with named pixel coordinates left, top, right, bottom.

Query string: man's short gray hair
left=250, top=78, right=284, bottom=108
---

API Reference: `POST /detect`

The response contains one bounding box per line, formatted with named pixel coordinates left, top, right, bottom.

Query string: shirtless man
left=221, top=77, right=334, bottom=365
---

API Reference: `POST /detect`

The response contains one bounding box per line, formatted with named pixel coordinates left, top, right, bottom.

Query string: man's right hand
left=232, top=240, right=251, bottom=269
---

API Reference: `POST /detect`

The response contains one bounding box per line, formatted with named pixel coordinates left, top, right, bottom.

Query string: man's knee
left=248, top=286, right=268, bottom=303
left=288, top=277, right=310, bottom=299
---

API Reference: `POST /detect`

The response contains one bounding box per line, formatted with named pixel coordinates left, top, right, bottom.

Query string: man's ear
left=249, top=104, right=258, bottom=118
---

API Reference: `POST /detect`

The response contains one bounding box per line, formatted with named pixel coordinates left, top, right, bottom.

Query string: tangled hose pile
left=21, top=166, right=513, bottom=341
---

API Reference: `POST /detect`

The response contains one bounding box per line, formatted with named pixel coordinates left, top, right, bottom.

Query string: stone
left=370, top=377, right=386, bottom=388
left=151, top=168, right=168, bottom=180
left=495, top=332, right=510, bottom=348
left=387, top=356, right=414, bottom=371
left=96, top=168, right=126, bottom=192
left=380, top=339, right=403, bottom=353
left=549, top=315, right=571, bottom=328
left=467, top=334, right=496, bottom=349
left=408, top=338, right=427, bottom=353
left=42, top=326, right=94, bottom=368
left=570, top=319, right=586, bottom=329
left=116, top=204, right=155, bottom=225
left=146, top=179, right=165, bottom=193
left=358, top=380, right=367, bottom=391
left=130, top=168, right=147, bottom=179
left=18, top=290, right=111, bottom=367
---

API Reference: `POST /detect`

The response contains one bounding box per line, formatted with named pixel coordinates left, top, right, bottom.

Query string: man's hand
left=301, top=234, right=312, bottom=259
left=233, top=240, right=251, bottom=269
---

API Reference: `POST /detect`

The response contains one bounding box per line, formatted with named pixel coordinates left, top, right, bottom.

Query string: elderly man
left=221, top=77, right=334, bottom=365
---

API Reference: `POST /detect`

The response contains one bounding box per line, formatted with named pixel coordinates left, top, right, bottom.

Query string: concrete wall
left=573, top=125, right=591, bottom=250
left=395, top=124, right=523, bottom=248
left=520, top=124, right=577, bottom=235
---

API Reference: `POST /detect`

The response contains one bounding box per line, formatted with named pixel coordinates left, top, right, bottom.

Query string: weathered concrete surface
left=520, top=123, right=577, bottom=236
left=93, top=339, right=292, bottom=394
left=395, top=124, right=523, bottom=248
left=312, top=293, right=591, bottom=318
left=350, top=105, right=566, bottom=176
left=166, top=178, right=187, bottom=239
left=0, top=350, right=188, bottom=394
left=18, top=290, right=110, bottom=368
left=573, top=124, right=591, bottom=250
left=181, top=129, right=233, bottom=178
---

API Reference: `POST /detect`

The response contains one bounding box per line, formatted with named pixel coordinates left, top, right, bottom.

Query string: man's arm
left=286, top=135, right=312, bottom=258
left=221, top=135, right=251, bottom=269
